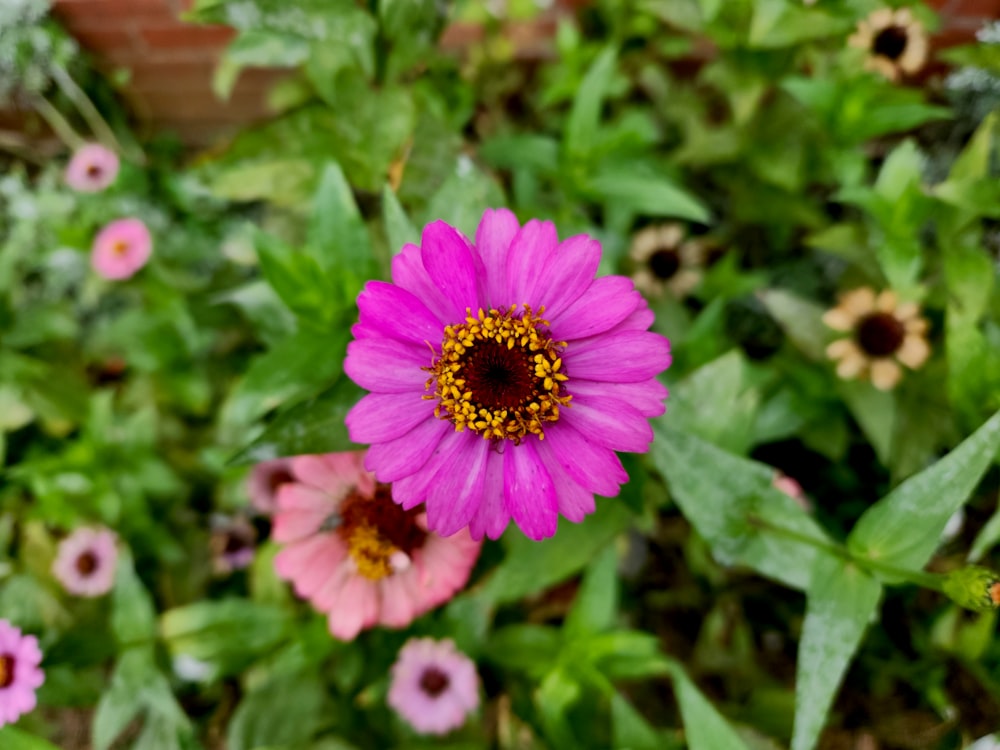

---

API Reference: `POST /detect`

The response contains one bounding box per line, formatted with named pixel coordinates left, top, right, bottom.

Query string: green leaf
left=92, top=649, right=157, bottom=750
left=651, top=424, right=830, bottom=591
left=837, top=380, right=896, bottom=466
left=757, top=289, right=827, bottom=361
left=749, top=0, right=851, bottom=48
left=564, top=543, right=618, bottom=640
left=565, top=46, right=617, bottom=158
left=111, top=549, right=156, bottom=645
left=537, top=668, right=582, bottom=750
left=227, top=670, right=326, bottom=750
left=480, top=500, right=631, bottom=605
left=847, top=409, right=1000, bottom=574
left=586, top=169, right=710, bottom=223
left=254, top=230, right=335, bottom=324
left=486, top=624, right=562, bottom=677
left=229, top=377, right=364, bottom=464
left=381, top=185, right=419, bottom=253
left=423, top=157, right=505, bottom=238
left=611, top=692, right=663, bottom=750
left=0, top=727, right=62, bottom=750
left=669, top=662, right=751, bottom=750
left=214, top=31, right=310, bottom=99
left=308, top=161, right=373, bottom=276
left=160, top=599, right=291, bottom=677
left=791, top=555, right=882, bottom=750
left=949, top=111, right=997, bottom=182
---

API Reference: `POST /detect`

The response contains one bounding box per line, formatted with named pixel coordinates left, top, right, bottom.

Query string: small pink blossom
left=210, top=515, right=256, bottom=575
left=246, top=458, right=296, bottom=515
left=52, top=527, right=118, bottom=597
left=272, top=452, right=482, bottom=641
left=388, top=637, right=479, bottom=735
left=91, top=218, right=152, bottom=280
left=0, top=619, right=45, bottom=727
left=773, top=472, right=812, bottom=513
left=65, top=143, right=120, bottom=193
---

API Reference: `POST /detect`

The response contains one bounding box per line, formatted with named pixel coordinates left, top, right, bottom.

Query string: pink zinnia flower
left=388, top=637, right=479, bottom=736
left=91, top=218, right=152, bottom=280
left=272, top=452, right=481, bottom=641
left=52, top=527, right=118, bottom=597
left=65, top=143, right=120, bottom=193
left=345, top=209, right=671, bottom=541
left=246, top=458, right=296, bottom=515
left=0, top=620, right=44, bottom=727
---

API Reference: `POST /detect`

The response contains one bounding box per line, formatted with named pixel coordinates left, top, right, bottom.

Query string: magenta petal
left=549, top=276, right=640, bottom=340
left=504, top=440, right=559, bottom=540
left=421, top=220, right=480, bottom=321
left=535, top=449, right=595, bottom=522
left=563, top=399, right=653, bottom=453
left=475, top=208, right=520, bottom=308
left=532, top=234, right=601, bottom=313
left=468, top=450, right=509, bottom=540
left=536, top=423, right=627, bottom=497
left=425, top=436, right=489, bottom=536
left=344, top=338, right=433, bottom=393
left=390, top=427, right=467, bottom=509
left=347, top=392, right=436, bottom=444
left=504, top=219, right=560, bottom=305
left=564, top=330, right=671, bottom=383
left=570, top=378, right=668, bottom=417
left=364, top=417, right=451, bottom=483
left=357, top=281, right=443, bottom=345
left=391, top=242, right=454, bottom=323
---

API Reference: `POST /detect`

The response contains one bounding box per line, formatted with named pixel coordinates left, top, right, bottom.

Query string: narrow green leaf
left=651, top=424, right=831, bottom=591
left=92, top=649, right=157, bottom=750
left=111, top=549, right=156, bottom=646
left=792, top=555, right=882, bottom=750
left=308, top=161, right=373, bottom=275
left=381, top=185, right=419, bottom=253
left=837, top=380, right=895, bottom=466
left=847, top=409, right=1000, bottom=573
left=586, top=170, right=710, bottom=223
left=485, top=624, right=562, bottom=677
left=565, top=46, right=617, bottom=158
left=0, top=727, right=62, bottom=750
left=669, top=662, right=751, bottom=750
left=949, top=111, right=997, bottom=182
left=611, top=692, right=662, bottom=750
left=537, top=668, right=582, bottom=750
left=564, top=543, right=618, bottom=640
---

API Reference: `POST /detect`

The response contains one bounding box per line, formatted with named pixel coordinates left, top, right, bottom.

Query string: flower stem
left=28, top=94, right=84, bottom=150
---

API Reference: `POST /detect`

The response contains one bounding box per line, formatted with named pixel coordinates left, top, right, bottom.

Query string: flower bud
left=942, top=566, right=1000, bottom=613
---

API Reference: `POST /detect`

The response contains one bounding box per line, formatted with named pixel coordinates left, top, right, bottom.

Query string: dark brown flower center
left=76, top=551, right=99, bottom=576
left=86, top=164, right=103, bottom=179
left=419, top=667, right=450, bottom=698
left=223, top=530, right=252, bottom=555
left=873, top=26, right=908, bottom=60
left=267, top=469, right=295, bottom=496
left=337, top=484, right=427, bottom=580
left=0, top=654, right=14, bottom=689
left=856, top=312, right=905, bottom=357
left=648, top=248, right=681, bottom=280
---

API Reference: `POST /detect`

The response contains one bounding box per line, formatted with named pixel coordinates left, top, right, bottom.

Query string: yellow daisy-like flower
left=848, top=7, right=929, bottom=81
left=629, top=224, right=713, bottom=300
left=823, top=287, right=930, bottom=391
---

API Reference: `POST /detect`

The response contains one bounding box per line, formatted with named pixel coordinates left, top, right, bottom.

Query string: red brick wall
left=48, top=0, right=1000, bottom=148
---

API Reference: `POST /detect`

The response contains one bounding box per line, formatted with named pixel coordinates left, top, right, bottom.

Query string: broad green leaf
left=308, top=161, right=373, bottom=276
left=792, top=555, right=882, bottom=750
left=92, top=648, right=157, bottom=750
left=214, top=31, right=310, bottom=99
left=211, top=158, right=316, bottom=207
left=757, top=289, right=827, bottom=361
left=227, top=670, right=326, bottom=750
left=749, top=0, right=851, bottom=48
left=949, top=111, right=997, bottom=182
left=254, top=230, right=335, bottom=324
left=480, top=500, right=631, bottom=605
left=586, top=169, right=710, bottom=223
left=381, top=185, right=419, bottom=253
left=0, top=727, right=61, bottom=750
left=848, top=409, right=1000, bottom=573
left=486, top=624, right=561, bottom=677
left=651, top=424, right=830, bottom=591
left=228, top=377, right=364, bottom=464
left=565, top=46, right=617, bottom=158
left=837, top=380, right=895, bottom=466
left=611, top=692, right=663, bottom=750
left=564, top=543, right=618, bottom=640
left=423, top=156, right=504, bottom=238
left=669, top=661, right=751, bottom=750
left=111, top=549, right=156, bottom=646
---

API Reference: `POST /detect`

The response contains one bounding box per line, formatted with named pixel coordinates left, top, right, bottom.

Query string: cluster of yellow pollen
left=346, top=522, right=398, bottom=581
left=426, top=305, right=571, bottom=444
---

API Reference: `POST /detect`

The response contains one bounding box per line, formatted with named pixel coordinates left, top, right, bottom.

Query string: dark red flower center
left=0, top=654, right=14, bottom=689
left=855, top=312, right=905, bottom=357
left=419, top=667, right=450, bottom=698
left=76, top=551, right=99, bottom=576
left=428, top=306, right=571, bottom=444
left=337, top=484, right=426, bottom=581
left=873, top=26, right=908, bottom=60
left=86, top=164, right=103, bottom=179
left=267, top=469, right=295, bottom=497
left=648, top=248, right=681, bottom=280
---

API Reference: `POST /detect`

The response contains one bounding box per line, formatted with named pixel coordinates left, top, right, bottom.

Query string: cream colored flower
left=848, top=7, right=929, bottom=81
left=629, top=224, right=713, bottom=299
left=823, top=287, right=930, bottom=391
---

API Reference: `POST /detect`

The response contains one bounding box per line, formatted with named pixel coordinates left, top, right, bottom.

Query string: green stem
left=50, top=66, right=122, bottom=153
left=28, top=94, right=84, bottom=150
left=747, top=515, right=944, bottom=592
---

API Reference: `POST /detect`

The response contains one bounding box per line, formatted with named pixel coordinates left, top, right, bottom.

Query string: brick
left=67, top=26, right=139, bottom=54
left=140, top=24, right=236, bottom=49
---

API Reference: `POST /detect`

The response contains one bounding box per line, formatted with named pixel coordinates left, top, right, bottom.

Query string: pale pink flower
left=388, top=637, right=479, bottom=735
left=772, top=472, right=812, bottom=513
left=272, top=452, right=482, bottom=641
left=246, top=458, right=296, bottom=515
left=91, top=218, right=152, bottom=280
left=52, top=527, right=118, bottom=597
left=65, top=143, right=120, bottom=193
left=0, top=620, right=45, bottom=727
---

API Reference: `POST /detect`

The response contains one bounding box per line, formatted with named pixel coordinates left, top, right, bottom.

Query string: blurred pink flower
left=0, top=620, right=44, bottom=727
left=52, top=527, right=118, bottom=597
left=772, top=472, right=812, bottom=513
left=272, top=452, right=481, bottom=641
left=246, top=458, right=296, bottom=515
left=388, top=637, right=479, bottom=735
left=209, top=515, right=256, bottom=575
left=91, top=218, right=152, bottom=280
left=65, top=143, right=119, bottom=193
